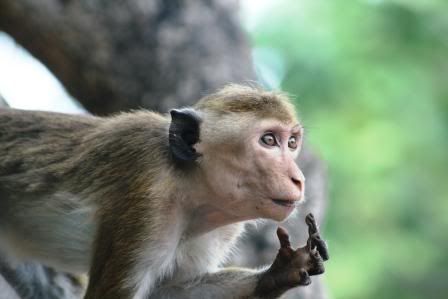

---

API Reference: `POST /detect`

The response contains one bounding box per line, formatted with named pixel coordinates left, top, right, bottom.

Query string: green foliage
left=247, top=0, right=448, bottom=298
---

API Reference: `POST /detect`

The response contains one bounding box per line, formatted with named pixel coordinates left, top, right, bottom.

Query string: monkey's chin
left=267, top=199, right=297, bottom=221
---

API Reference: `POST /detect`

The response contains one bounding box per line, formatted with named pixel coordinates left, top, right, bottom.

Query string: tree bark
left=0, top=0, right=253, bottom=115
left=0, top=1, right=329, bottom=298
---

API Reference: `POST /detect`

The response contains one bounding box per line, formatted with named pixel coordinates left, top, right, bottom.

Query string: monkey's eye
left=288, top=136, right=298, bottom=149
left=261, top=133, right=277, bottom=147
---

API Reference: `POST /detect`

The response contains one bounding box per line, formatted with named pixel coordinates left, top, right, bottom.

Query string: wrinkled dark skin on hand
left=255, top=213, right=329, bottom=298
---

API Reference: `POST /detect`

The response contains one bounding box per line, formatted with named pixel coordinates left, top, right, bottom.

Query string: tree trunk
left=0, top=0, right=253, bottom=115
left=0, top=1, right=329, bottom=298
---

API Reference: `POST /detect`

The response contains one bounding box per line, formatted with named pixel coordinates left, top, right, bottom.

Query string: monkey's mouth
left=271, top=199, right=296, bottom=208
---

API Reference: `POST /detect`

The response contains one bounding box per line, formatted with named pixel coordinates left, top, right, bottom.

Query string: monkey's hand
left=254, top=213, right=329, bottom=298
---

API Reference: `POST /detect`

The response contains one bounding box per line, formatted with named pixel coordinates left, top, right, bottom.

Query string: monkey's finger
left=311, top=235, right=329, bottom=261
left=276, top=227, right=291, bottom=248
left=305, top=213, right=319, bottom=235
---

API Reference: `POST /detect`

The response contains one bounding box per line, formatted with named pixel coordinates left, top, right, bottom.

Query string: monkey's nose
left=291, top=177, right=303, bottom=192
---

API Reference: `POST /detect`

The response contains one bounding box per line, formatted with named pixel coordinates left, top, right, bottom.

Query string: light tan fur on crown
left=195, top=84, right=298, bottom=124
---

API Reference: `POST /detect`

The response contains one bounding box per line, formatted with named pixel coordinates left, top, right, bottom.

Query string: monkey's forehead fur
left=195, top=85, right=298, bottom=123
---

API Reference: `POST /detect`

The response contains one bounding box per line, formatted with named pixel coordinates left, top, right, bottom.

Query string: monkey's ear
left=169, top=108, right=202, bottom=164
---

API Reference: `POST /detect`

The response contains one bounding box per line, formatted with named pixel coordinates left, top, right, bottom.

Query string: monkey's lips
left=271, top=199, right=297, bottom=208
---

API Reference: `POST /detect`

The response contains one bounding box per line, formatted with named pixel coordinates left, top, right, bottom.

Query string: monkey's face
left=248, top=119, right=305, bottom=221
left=197, top=118, right=305, bottom=222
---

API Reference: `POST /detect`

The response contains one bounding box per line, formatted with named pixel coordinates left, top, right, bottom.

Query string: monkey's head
left=169, top=85, right=304, bottom=222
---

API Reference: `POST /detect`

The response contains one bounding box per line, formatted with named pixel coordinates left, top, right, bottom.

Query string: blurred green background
left=0, top=1, right=446, bottom=298
left=244, top=0, right=448, bottom=298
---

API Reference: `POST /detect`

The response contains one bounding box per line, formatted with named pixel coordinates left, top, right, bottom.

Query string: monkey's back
left=0, top=108, right=173, bottom=273
left=0, top=108, right=99, bottom=195
left=0, top=109, right=102, bottom=272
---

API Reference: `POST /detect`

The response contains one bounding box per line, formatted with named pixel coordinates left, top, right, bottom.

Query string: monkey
left=0, top=85, right=329, bottom=299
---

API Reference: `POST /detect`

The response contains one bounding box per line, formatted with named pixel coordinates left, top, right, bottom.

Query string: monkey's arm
left=151, top=214, right=329, bottom=299
left=150, top=267, right=261, bottom=299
